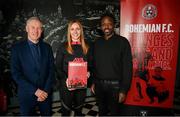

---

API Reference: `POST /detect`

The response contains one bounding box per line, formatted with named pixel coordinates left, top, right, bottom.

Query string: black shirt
left=93, top=34, right=133, bottom=93
left=28, top=40, right=41, bottom=72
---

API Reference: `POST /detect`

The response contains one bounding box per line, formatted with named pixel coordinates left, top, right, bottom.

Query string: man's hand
left=90, top=84, right=95, bottom=94
left=118, top=92, right=126, bottom=103
left=35, top=89, right=48, bottom=102
left=37, top=97, right=45, bottom=102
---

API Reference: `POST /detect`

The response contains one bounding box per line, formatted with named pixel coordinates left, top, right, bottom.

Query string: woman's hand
left=66, top=78, right=75, bottom=91
left=87, top=71, right=90, bottom=79
left=90, top=84, right=95, bottom=94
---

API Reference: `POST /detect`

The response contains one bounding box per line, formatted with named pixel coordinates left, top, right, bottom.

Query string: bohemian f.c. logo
left=142, top=4, right=157, bottom=20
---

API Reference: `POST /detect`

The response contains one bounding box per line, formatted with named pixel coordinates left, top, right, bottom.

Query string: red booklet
left=67, top=58, right=87, bottom=90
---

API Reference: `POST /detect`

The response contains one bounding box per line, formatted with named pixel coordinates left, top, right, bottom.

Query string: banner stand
left=119, top=104, right=174, bottom=116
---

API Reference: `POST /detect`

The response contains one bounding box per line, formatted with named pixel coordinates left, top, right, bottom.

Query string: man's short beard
left=104, top=31, right=113, bottom=36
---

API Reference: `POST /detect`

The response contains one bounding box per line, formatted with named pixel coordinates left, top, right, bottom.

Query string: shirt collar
left=71, top=41, right=81, bottom=45
left=28, top=39, right=40, bottom=46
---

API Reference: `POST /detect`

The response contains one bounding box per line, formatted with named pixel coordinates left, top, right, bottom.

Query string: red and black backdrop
left=120, top=0, right=179, bottom=115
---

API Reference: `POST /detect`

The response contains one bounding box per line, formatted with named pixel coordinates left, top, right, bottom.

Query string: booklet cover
left=67, top=58, right=87, bottom=90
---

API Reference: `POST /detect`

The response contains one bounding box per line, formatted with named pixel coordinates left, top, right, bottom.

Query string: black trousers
left=95, top=80, right=120, bottom=116
left=59, top=79, right=86, bottom=116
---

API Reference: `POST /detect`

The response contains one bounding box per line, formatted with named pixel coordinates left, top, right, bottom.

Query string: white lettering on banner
left=129, top=33, right=174, bottom=70
left=69, top=62, right=87, bottom=66
left=125, top=24, right=174, bottom=33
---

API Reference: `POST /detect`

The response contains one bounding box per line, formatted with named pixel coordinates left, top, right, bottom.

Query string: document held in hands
left=67, top=58, right=87, bottom=90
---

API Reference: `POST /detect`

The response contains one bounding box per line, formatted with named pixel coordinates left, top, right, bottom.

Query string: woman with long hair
left=55, top=19, right=92, bottom=116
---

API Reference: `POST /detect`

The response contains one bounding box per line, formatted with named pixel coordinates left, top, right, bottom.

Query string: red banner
left=120, top=0, right=180, bottom=108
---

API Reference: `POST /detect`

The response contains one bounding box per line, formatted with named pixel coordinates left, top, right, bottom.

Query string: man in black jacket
left=91, top=13, right=133, bottom=116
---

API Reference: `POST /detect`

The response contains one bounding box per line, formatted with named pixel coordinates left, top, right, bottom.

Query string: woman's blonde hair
left=66, top=20, right=89, bottom=55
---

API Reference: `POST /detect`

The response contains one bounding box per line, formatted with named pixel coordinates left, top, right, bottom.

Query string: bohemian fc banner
left=120, top=0, right=179, bottom=108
